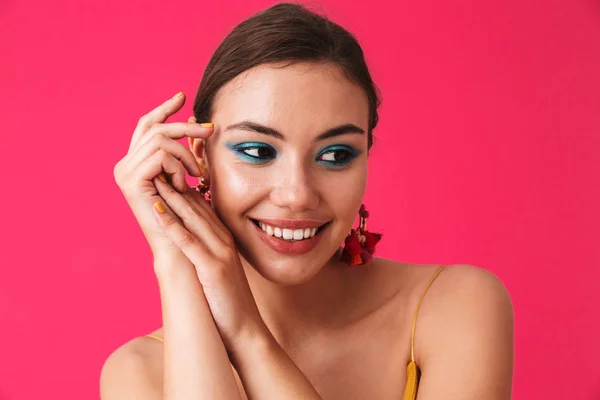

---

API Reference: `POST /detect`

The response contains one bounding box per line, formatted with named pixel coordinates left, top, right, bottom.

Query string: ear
left=186, top=116, right=210, bottom=176
left=188, top=136, right=209, bottom=177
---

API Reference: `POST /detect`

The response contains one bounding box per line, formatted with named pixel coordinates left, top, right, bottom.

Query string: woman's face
left=199, top=62, right=370, bottom=285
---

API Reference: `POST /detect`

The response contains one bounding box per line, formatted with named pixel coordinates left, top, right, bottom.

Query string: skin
left=102, top=62, right=514, bottom=399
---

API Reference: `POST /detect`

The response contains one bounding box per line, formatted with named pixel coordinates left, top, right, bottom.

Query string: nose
left=270, top=162, right=319, bottom=212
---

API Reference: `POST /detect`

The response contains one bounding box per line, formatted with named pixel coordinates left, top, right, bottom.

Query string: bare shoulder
left=372, top=261, right=514, bottom=359
left=422, top=263, right=514, bottom=322
left=100, top=335, right=164, bottom=400
left=418, top=263, right=512, bottom=298
left=415, top=264, right=514, bottom=383
left=416, top=263, right=514, bottom=339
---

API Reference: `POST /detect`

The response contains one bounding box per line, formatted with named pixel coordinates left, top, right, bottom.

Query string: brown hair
left=193, top=2, right=381, bottom=149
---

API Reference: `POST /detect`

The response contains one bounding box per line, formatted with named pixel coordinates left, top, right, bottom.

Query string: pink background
left=1, top=0, right=599, bottom=399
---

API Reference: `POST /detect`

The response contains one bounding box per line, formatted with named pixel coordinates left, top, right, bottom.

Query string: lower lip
left=251, top=220, right=326, bottom=255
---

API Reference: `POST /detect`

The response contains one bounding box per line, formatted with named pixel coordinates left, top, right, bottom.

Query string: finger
left=163, top=184, right=234, bottom=251
left=155, top=177, right=230, bottom=253
left=124, top=132, right=202, bottom=180
left=183, top=186, right=232, bottom=240
left=152, top=199, right=216, bottom=269
left=128, top=92, right=185, bottom=153
left=180, top=186, right=233, bottom=246
left=134, top=121, right=214, bottom=152
left=150, top=177, right=186, bottom=225
left=120, top=136, right=226, bottom=239
left=131, top=149, right=190, bottom=193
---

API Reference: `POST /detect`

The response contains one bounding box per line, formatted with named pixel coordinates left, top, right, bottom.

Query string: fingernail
left=173, top=91, right=184, bottom=99
left=197, top=162, right=205, bottom=175
left=199, top=122, right=213, bottom=128
left=158, top=173, right=167, bottom=183
left=153, top=201, right=166, bottom=214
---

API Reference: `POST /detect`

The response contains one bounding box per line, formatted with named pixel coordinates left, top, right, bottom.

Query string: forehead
left=212, top=62, right=369, bottom=130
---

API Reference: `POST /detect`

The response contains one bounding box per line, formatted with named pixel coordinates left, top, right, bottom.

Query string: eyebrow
left=224, top=121, right=365, bottom=141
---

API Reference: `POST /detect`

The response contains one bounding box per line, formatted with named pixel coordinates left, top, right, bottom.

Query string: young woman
left=102, top=3, right=514, bottom=399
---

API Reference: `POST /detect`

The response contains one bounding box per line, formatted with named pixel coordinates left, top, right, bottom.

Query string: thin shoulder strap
left=146, top=334, right=164, bottom=342
left=410, top=265, right=446, bottom=362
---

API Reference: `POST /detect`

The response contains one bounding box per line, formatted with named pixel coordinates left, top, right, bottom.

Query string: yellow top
left=402, top=264, right=446, bottom=400
left=145, top=264, right=447, bottom=400
left=146, top=333, right=163, bottom=342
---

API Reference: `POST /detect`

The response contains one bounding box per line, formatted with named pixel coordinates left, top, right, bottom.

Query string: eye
left=319, top=150, right=351, bottom=162
left=227, top=142, right=277, bottom=164
left=241, top=146, right=275, bottom=159
left=317, top=145, right=359, bottom=167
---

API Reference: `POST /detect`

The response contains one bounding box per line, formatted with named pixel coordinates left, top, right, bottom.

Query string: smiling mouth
left=250, top=219, right=329, bottom=242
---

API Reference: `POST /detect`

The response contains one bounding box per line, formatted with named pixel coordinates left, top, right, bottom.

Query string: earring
left=193, top=176, right=211, bottom=202
left=340, top=204, right=382, bottom=267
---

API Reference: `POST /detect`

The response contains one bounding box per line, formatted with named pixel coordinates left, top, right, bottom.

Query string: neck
left=241, top=248, right=371, bottom=346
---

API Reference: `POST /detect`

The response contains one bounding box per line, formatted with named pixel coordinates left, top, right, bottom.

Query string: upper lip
left=251, top=218, right=329, bottom=229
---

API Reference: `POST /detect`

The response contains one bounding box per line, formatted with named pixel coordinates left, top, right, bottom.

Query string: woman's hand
left=113, top=92, right=214, bottom=267
left=152, top=181, right=325, bottom=400
left=151, top=177, right=268, bottom=353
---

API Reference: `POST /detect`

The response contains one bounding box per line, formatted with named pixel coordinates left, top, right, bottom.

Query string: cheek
left=319, top=165, right=368, bottom=220
left=208, top=153, right=264, bottom=225
left=214, top=163, right=253, bottom=198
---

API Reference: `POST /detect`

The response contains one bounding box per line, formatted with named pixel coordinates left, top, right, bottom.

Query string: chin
left=245, top=256, right=326, bottom=285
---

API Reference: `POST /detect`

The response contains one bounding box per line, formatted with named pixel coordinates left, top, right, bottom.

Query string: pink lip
left=251, top=219, right=326, bottom=255
left=251, top=218, right=329, bottom=229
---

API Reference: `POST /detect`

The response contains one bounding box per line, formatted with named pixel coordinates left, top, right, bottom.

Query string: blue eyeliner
left=226, top=142, right=277, bottom=164
left=225, top=142, right=360, bottom=167
left=316, top=144, right=360, bottom=167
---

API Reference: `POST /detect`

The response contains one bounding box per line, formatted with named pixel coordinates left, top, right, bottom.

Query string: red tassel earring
left=193, top=175, right=211, bottom=202
left=340, top=204, right=382, bottom=267
left=191, top=161, right=212, bottom=202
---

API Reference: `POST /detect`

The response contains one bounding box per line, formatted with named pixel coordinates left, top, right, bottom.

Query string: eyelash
left=317, top=145, right=359, bottom=167
left=227, top=142, right=359, bottom=167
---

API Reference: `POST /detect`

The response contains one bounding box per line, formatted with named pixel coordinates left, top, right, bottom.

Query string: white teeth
left=255, top=220, right=323, bottom=241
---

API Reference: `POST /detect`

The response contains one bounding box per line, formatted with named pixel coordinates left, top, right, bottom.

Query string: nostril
left=269, top=185, right=320, bottom=211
